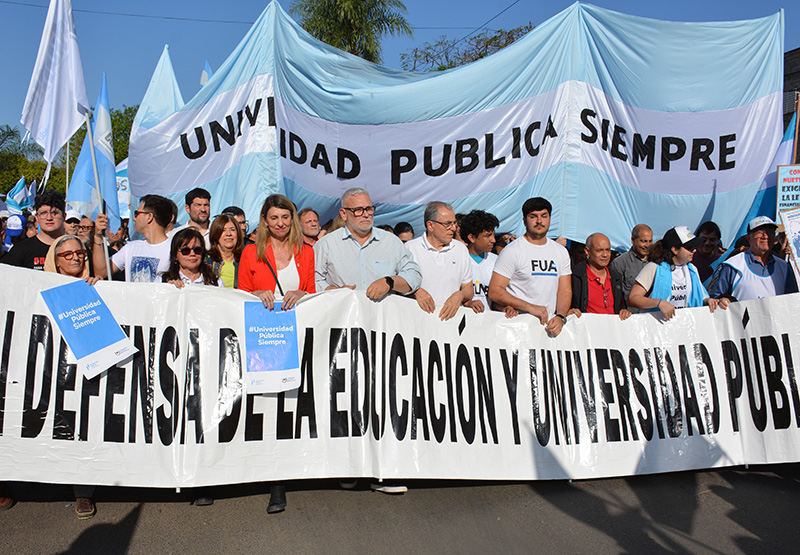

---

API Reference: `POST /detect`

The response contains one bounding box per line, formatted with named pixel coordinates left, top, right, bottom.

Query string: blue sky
left=0, top=0, right=797, bottom=137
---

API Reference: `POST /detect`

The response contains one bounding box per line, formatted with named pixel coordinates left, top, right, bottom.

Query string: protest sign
left=2, top=265, right=800, bottom=487
left=777, top=165, right=800, bottom=215
left=39, top=279, right=137, bottom=378
left=243, top=301, right=300, bottom=393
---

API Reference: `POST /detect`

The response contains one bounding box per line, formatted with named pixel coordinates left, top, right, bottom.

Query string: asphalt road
left=1, top=464, right=799, bottom=554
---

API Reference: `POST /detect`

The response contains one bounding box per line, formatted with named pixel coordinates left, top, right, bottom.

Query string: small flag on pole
left=67, top=73, right=121, bottom=232
left=20, top=0, right=89, bottom=184
left=6, top=177, right=31, bottom=215
left=200, top=59, right=214, bottom=86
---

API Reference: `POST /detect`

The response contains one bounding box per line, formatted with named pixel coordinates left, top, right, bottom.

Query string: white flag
left=20, top=0, right=89, bottom=180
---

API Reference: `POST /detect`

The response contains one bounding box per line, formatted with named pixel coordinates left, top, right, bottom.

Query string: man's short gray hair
left=342, top=187, right=370, bottom=203
left=424, top=201, right=453, bottom=225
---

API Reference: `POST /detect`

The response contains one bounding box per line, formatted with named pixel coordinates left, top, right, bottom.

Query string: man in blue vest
left=709, top=216, right=798, bottom=301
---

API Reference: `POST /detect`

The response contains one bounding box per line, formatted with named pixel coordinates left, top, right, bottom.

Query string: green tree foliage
left=0, top=104, right=138, bottom=196
left=291, top=0, right=412, bottom=64
left=401, top=23, right=534, bottom=72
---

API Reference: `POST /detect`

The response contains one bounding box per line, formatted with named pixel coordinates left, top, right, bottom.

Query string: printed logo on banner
left=243, top=301, right=300, bottom=393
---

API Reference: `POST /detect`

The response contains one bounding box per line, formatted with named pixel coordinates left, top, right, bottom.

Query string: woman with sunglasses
left=206, top=214, right=243, bottom=288
left=43, top=235, right=99, bottom=519
left=162, top=228, right=220, bottom=287
left=238, top=194, right=315, bottom=310
left=237, top=194, right=314, bottom=515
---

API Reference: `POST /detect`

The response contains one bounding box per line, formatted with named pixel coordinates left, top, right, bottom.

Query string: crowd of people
left=0, top=185, right=798, bottom=518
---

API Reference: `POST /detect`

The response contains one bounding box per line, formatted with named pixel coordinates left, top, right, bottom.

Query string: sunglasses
left=179, top=246, right=204, bottom=256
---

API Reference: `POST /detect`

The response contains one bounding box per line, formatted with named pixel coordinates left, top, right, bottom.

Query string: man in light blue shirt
left=315, top=187, right=421, bottom=299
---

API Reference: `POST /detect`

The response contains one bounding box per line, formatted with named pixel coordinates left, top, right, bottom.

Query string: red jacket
left=237, top=242, right=315, bottom=294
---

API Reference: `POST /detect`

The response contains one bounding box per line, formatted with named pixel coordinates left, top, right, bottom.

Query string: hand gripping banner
left=1, top=266, right=800, bottom=487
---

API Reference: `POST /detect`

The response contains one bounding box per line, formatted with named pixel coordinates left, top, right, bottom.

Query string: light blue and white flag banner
left=5, top=177, right=30, bottom=214
left=115, top=158, right=130, bottom=219
left=2, top=264, right=800, bottom=487
left=129, top=2, right=784, bottom=249
left=200, top=59, right=213, bottom=87
left=67, top=73, right=121, bottom=232
left=39, top=279, right=137, bottom=378
left=243, top=301, right=300, bottom=393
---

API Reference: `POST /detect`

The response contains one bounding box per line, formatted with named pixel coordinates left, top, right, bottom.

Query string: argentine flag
left=67, top=73, right=121, bottom=232
left=6, top=177, right=30, bottom=215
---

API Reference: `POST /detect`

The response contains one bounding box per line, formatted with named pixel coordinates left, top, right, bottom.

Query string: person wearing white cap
left=1, top=214, right=27, bottom=253
left=628, top=226, right=728, bottom=319
left=708, top=216, right=798, bottom=301
left=64, top=209, right=82, bottom=236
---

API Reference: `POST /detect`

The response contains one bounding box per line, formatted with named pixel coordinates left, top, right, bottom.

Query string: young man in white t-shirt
left=459, top=209, right=500, bottom=313
left=93, top=195, right=173, bottom=282
left=489, top=197, right=572, bottom=336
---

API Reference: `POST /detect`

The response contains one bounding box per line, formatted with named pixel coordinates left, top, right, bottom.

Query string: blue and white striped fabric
left=129, top=1, right=785, bottom=247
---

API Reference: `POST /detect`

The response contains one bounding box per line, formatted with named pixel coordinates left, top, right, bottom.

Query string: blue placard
left=244, top=301, right=299, bottom=374
left=40, top=280, right=128, bottom=359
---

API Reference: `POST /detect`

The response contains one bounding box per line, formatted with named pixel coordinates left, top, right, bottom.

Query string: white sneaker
left=370, top=481, right=407, bottom=494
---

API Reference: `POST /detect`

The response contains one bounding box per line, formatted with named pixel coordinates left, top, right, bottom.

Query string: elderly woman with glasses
left=43, top=235, right=99, bottom=519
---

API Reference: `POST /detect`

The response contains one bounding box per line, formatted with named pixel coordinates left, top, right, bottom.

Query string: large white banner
left=1, top=265, right=799, bottom=487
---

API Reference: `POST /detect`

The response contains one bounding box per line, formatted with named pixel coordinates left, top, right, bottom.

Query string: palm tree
left=290, top=0, right=413, bottom=64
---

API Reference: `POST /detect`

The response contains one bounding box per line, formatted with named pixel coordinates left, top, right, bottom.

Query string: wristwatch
left=384, top=276, right=394, bottom=290
left=556, top=313, right=567, bottom=324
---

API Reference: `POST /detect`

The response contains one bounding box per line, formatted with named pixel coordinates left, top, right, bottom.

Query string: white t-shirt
left=406, top=235, right=473, bottom=305
left=111, top=239, right=172, bottom=283
left=492, top=237, right=571, bottom=314
left=470, top=251, right=498, bottom=309
left=635, top=262, right=695, bottom=309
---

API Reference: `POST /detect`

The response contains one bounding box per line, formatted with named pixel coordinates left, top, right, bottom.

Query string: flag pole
left=83, top=111, right=111, bottom=280
left=65, top=140, right=70, bottom=195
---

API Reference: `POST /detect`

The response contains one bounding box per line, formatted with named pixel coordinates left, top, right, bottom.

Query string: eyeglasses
left=134, top=210, right=152, bottom=218
left=56, top=249, right=86, bottom=260
left=431, top=220, right=456, bottom=229
left=36, top=210, right=62, bottom=219
left=178, top=246, right=204, bottom=256
left=343, top=206, right=375, bottom=217
left=77, top=225, right=94, bottom=232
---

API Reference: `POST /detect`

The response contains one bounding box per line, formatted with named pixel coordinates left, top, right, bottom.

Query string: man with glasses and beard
left=1, top=189, right=65, bottom=271
left=315, top=187, right=420, bottom=299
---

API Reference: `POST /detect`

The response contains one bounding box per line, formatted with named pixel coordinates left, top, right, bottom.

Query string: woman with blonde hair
left=238, top=194, right=315, bottom=311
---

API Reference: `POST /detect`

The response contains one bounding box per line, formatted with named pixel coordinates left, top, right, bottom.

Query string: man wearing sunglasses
left=93, top=195, right=172, bottom=283
left=315, top=187, right=421, bottom=300
left=568, top=233, right=631, bottom=321
left=1, top=189, right=65, bottom=271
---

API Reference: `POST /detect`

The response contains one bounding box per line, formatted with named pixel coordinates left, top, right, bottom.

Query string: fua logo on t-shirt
left=530, top=259, right=558, bottom=274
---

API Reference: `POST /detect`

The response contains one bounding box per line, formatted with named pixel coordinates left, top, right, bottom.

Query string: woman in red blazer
left=236, top=193, right=314, bottom=514
left=238, top=194, right=315, bottom=310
